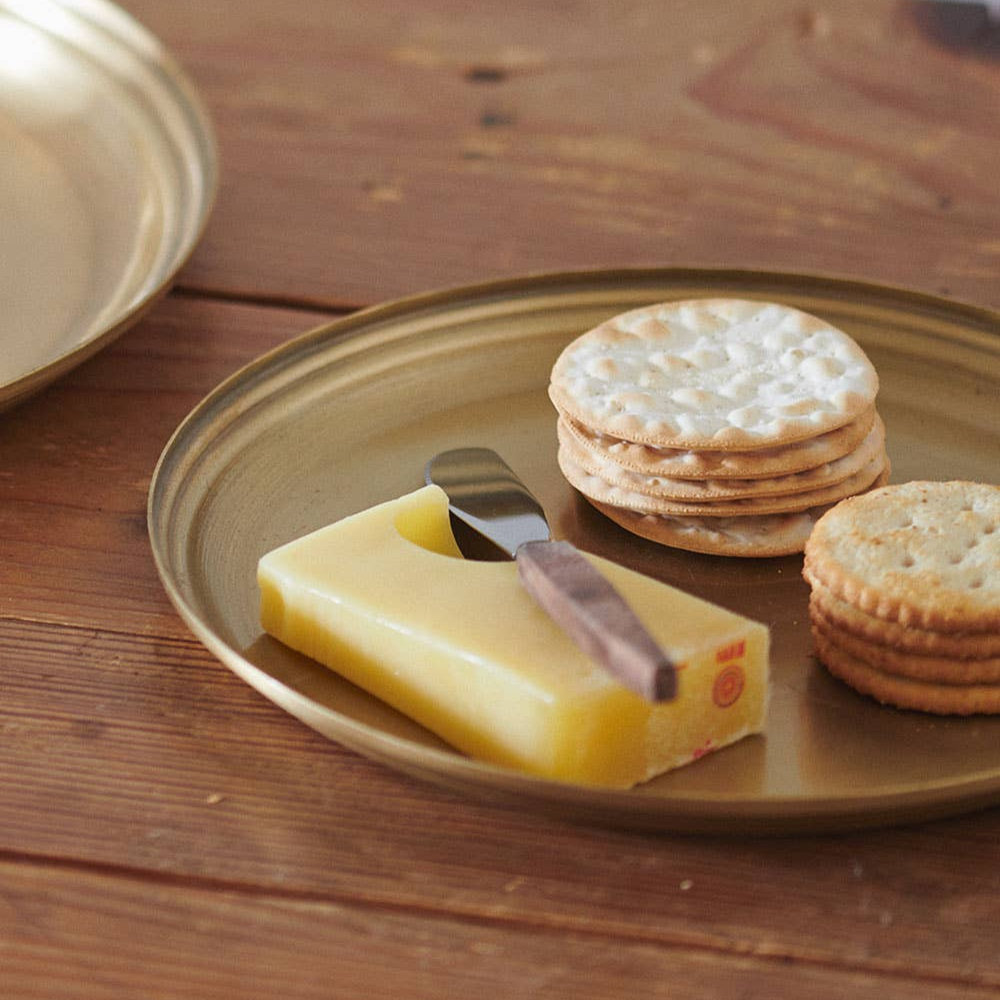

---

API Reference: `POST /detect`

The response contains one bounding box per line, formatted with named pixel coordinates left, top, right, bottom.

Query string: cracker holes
left=970, top=578, right=985, bottom=590
left=901, top=554, right=916, bottom=568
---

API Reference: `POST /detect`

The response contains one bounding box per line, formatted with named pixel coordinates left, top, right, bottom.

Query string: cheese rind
left=258, top=485, right=769, bottom=788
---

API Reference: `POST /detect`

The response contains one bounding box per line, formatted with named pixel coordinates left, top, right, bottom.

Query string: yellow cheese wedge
left=258, top=485, right=769, bottom=788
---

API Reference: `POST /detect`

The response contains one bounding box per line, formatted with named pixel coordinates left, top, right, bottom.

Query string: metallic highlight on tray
left=0, top=0, right=217, bottom=411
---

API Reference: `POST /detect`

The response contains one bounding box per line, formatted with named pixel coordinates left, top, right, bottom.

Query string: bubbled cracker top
left=549, top=299, right=879, bottom=450
left=803, top=481, right=1000, bottom=633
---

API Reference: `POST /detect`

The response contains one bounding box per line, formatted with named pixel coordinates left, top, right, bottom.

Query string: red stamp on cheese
left=712, top=663, right=745, bottom=708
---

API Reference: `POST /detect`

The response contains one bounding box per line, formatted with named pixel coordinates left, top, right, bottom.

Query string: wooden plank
left=5, top=4, right=998, bottom=996
left=2, top=859, right=999, bottom=1000
left=0, top=294, right=335, bottom=637
left=3, top=615, right=1000, bottom=987
left=2, top=291, right=998, bottom=986
left=121, top=0, right=1000, bottom=309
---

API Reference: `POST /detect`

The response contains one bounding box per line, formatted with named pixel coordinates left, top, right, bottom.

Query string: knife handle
left=515, top=540, right=677, bottom=702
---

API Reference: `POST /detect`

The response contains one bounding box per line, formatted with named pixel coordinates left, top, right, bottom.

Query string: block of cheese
left=258, top=485, right=769, bottom=788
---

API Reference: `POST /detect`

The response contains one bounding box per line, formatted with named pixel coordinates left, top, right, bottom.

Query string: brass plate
left=0, top=0, right=216, bottom=411
left=149, top=269, right=1000, bottom=835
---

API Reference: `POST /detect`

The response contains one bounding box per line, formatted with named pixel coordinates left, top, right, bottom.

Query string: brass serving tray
left=0, top=0, right=216, bottom=411
left=149, top=269, right=1000, bottom=835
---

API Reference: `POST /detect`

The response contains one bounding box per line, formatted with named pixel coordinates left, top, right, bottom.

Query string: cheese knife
left=425, top=448, right=677, bottom=702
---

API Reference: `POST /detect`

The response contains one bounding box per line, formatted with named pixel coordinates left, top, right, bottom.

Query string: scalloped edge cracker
left=804, top=481, right=1000, bottom=633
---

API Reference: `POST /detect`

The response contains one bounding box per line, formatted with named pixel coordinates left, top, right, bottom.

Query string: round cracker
left=558, top=413, right=885, bottom=502
left=810, top=608, right=1000, bottom=684
left=804, top=480, right=1000, bottom=633
left=807, top=584, right=1000, bottom=658
left=549, top=298, right=878, bottom=451
left=587, top=498, right=831, bottom=557
left=558, top=447, right=888, bottom=517
left=559, top=407, right=877, bottom=480
left=813, top=630, right=1000, bottom=715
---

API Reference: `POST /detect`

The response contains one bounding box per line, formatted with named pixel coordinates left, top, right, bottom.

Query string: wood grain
left=4, top=296, right=1000, bottom=992
left=122, top=0, right=1000, bottom=310
left=5, top=2, right=1000, bottom=995
left=3, top=612, right=1000, bottom=988
left=0, top=295, right=334, bottom=636
left=7, top=861, right=1000, bottom=1000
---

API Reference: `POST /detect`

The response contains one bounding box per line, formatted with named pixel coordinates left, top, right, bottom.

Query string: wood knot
left=465, top=65, right=508, bottom=83
left=480, top=108, right=517, bottom=128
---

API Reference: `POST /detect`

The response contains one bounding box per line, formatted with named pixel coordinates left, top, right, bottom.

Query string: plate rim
left=147, top=265, right=1000, bottom=835
left=0, top=0, right=218, bottom=410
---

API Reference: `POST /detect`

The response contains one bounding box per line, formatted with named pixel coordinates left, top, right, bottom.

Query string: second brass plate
left=149, top=269, right=1000, bottom=835
left=0, top=0, right=216, bottom=411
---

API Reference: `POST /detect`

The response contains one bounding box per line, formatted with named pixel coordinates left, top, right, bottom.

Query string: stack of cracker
left=804, top=480, right=1000, bottom=715
left=549, top=298, right=887, bottom=557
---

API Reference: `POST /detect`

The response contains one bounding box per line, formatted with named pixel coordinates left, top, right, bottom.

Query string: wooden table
left=3, top=2, right=1000, bottom=995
